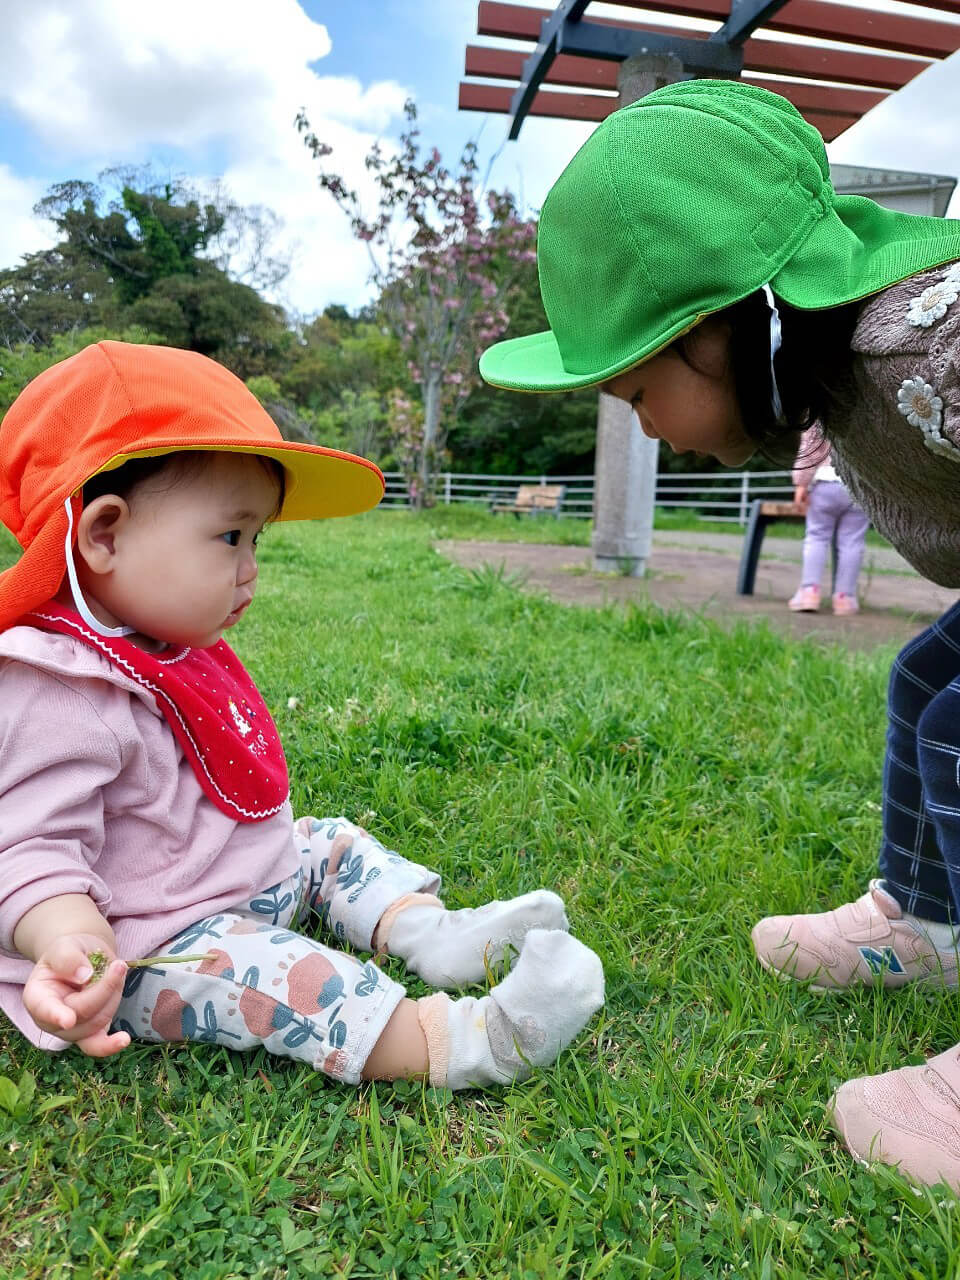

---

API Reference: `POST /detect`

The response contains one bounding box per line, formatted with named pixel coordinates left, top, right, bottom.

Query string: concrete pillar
left=592, top=391, right=659, bottom=573
left=590, top=54, right=683, bottom=576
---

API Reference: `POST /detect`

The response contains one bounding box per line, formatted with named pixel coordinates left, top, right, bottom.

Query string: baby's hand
left=22, top=934, right=130, bottom=1057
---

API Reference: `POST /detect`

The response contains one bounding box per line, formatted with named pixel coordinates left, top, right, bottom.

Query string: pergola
left=459, top=0, right=960, bottom=143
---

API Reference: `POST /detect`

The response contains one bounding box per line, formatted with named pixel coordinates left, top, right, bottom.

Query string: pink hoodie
left=0, top=625, right=298, bottom=1048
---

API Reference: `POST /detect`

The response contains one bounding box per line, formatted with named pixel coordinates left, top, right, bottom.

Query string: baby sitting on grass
left=0, top=340, right=603, bottom=1087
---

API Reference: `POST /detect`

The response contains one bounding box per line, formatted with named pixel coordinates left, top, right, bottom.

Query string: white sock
left=384, top=889, right=568, bottom=988
left=873, top=881, right=960, bottom=950
left=416, top=928, right=604, bottom=1090
left=905, top=914, right=960, bottom=949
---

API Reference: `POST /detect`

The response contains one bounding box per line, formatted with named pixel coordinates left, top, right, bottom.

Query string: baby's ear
left=75, top=495, right=129, bottom=575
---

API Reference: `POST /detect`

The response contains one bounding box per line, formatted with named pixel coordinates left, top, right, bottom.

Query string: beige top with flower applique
left=826, top=261, right=960, bottom=587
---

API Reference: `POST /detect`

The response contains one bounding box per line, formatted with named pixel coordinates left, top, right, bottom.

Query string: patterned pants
left=112, top=817, right=440, bottom=1083
left=879, top=599, right=960, bottom=924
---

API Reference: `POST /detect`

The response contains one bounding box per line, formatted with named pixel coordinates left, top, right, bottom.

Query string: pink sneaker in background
left=788, top=585, right=821, bottom=612
left=751, top=880, right=960, bottom=990
left=829, top=1043, right=960, bottom=1190
left=832, top=592, right=859, bottom=616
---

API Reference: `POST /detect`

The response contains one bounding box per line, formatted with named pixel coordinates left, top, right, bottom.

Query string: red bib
left=25, top=606, right=289, bottom=823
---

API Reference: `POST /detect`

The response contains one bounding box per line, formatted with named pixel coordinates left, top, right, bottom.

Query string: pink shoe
left=829, top=1043, right=960, bottom=1189
left=751, top=880, right=960, bottom=990
left=788, top=585, right=821, bottom=612
left=832, top=592, right=859, bottom=616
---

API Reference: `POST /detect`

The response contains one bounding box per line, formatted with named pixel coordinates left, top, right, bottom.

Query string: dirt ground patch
left=436, top=532, right=959, bottom=652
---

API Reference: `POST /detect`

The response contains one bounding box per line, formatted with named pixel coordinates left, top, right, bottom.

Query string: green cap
left=480, top=79, right=960, bottom=393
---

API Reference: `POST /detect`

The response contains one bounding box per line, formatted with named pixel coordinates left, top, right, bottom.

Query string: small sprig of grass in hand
left=85, top=950, right=214, bottom=985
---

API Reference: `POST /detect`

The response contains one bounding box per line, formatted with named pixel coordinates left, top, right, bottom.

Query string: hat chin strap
left=63, top=496, right=136, bottom=638
left=761, top=284, right=786, bottom=424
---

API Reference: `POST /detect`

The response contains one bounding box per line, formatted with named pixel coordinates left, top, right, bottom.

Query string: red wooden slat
left=802, top=111, right=855, bottom=141
left=476, top=1, right=569, bottom=38
left=458, top=79, right=855, bottom=138
left=459, top=81, right=613, bottom=122
left=476, top=2, right=933, bottom=90
left=610, top=0, right=960, bottom=59
left=465, top=44, right=889, bottom=115
left=467, top=44, right=619, bottom=89
left=746, top=75, right=887, bottom=117
left=742, top=35, right=929, bottom=89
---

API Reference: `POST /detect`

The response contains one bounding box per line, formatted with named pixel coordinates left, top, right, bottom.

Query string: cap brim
left=479, top=319, right=701, bottom=394
left=84, top=439, right=385, bottom=521
left=479, top=330, right=608, bottom=392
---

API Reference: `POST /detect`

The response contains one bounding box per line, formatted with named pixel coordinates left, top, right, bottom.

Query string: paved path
left=437, top=531, right=959, bottom=652
left=653, top=528, right=918, bottom=574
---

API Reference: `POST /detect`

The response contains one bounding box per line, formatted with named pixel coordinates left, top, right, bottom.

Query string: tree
left=0, top=325, right=158, bottom=414
left=296, top=100, right=535, bottom=506
left=0, top=168, right=290, bottom=377
left=449, top=248, right=598, bottom=475
left=279, top=307, right=402, bottom=410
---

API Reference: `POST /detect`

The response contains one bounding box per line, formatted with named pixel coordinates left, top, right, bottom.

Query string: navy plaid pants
left=880, top=597, right=960, bottom=924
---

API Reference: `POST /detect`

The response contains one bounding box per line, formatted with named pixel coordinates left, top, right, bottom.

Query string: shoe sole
left=755, top=949, right=959, bottom=992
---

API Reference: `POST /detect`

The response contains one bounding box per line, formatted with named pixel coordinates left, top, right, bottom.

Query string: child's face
left=76, top=453, right=281, bottom=650
left=602, top=319, right=755, bottom=467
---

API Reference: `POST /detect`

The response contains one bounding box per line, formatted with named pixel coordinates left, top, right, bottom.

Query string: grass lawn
left=2, top=510, right=959, bottom=1278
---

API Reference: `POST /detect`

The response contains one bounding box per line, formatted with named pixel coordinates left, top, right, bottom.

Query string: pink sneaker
left=788, top=585, right=821, bottom=612
left=751, top=880, right=960, bottom=990
left=828, top=1043, right=960, bottom=1189
left=832, top=592, right=859, bottom=616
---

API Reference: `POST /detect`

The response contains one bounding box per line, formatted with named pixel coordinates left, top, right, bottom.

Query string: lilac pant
left=800, top=481, right=869, bottom=597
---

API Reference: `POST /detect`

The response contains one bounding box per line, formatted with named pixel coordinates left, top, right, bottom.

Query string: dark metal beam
left=710, top=0, right=789, bottom=47
left=507, top=0, right=746, bottom=138
left=557, top=19, right=743, bottom=75
left=508, top=0, right=590, bottom=139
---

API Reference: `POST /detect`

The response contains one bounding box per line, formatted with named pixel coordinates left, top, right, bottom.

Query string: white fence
left=380, top=469, right=794, bottom=525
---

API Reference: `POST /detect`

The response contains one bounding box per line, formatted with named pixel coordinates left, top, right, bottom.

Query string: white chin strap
left=63, top=496, right=136, bottom=638
left=761, top=283, right=786, bottom=424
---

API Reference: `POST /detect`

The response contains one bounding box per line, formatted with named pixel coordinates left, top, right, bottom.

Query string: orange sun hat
left=0, top=340, right=385, bottom=631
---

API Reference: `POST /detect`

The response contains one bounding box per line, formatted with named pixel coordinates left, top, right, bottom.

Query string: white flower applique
left=896, top=375, right=960, bottom=461
left=906, top=280, right=959, bottom=328
left=943, top=263, right=960, bottom=290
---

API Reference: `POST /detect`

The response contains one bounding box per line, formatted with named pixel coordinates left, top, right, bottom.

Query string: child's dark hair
left=676, top=290, right=861, bottom=463
left=82, top=451, right=287, bottom=518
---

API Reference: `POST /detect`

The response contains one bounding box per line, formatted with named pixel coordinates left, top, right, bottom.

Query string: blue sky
left=2, top=1, right=960, bottom=316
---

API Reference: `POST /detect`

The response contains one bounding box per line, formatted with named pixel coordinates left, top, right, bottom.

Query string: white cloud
left=827, top=50, right=960, bottom=214
left=0, top=166, right=55, bottom=272
left=0, top=0, right=332, bottom=155
left=0, top=0, right=413, bottom=312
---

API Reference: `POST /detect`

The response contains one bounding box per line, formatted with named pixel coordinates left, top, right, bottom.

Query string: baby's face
left=83, top=453, right=281, bottom=650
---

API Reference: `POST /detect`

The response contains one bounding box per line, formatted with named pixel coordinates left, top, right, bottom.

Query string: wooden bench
left=737, top=499, right=806, bottom=595
left=490, top=483, right=566, bottom=518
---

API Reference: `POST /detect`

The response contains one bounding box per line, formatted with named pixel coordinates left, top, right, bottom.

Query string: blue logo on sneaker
left=858, top=945, right=906, bottom=976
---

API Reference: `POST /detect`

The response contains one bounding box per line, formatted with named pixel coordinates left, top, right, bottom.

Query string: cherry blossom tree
left=296, top=100, right=535, bottom=506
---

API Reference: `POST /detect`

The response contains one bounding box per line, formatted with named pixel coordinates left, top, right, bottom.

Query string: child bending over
left=479, top=79, right=960, bottom=1186
left=0, top=341, right=603, bottom=1088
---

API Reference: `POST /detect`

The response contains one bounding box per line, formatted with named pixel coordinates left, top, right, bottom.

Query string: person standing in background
left=788, top=424, right=870, bottom=616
